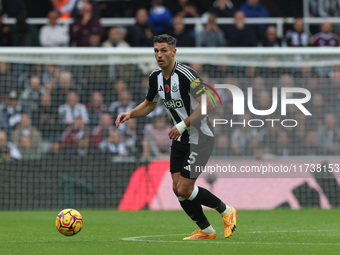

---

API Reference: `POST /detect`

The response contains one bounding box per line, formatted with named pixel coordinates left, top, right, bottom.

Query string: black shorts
left=170, top=137, right=215, bottom=179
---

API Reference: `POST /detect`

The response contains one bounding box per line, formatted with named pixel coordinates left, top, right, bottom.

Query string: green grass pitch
left=0, top=209, right=339, bottom=255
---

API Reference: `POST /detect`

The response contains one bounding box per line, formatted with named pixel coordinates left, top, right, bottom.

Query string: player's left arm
left=168, top=93, right=214, bottom=140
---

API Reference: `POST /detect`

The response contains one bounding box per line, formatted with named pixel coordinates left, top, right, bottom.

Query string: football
left=56, top=208, right=83, bottom=236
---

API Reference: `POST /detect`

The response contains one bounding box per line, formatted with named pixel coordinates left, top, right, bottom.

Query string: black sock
left=179, top=199, right=211, bottom=230
left=193, top=187, right=227, bottom=214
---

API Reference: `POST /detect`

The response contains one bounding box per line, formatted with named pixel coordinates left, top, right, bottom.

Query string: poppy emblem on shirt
left=165, top=84, right=170, bottom=93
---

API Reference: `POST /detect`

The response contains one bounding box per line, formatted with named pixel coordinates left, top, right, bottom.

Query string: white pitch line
left=120, top=230, right=340, bottom=246
left=245, top=229, right=335, bottom=233
left=0, top=239, right=114, bottom=244
left=0, top=230, right=337, bottom=245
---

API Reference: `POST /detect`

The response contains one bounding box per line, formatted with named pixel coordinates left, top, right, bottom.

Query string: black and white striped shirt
left=58, top=103, right=89, bottom=124
left=146, top=62, right=214, bottom=145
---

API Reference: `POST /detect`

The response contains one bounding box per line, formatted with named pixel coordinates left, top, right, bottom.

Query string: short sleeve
left=181, top=65, right=206, bottom=99
left=146, top=72, right=160, bottom=102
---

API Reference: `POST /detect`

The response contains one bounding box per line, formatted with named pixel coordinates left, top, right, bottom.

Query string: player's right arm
left=115, top=99, right=157, bottom=128
left=116, top=70, right=159, bottom=128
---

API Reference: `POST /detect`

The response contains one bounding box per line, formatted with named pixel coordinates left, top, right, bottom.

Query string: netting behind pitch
left=1, top=47, right=340, bottom=210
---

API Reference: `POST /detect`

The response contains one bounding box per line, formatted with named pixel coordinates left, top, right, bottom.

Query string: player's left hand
left=169, top=126, right=181, bottom=140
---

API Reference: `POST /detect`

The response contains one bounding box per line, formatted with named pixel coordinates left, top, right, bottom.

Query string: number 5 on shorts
left=187, top=152, right=198, bottom=164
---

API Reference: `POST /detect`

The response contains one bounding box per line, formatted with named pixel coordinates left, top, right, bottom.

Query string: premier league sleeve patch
left=190, top=78, right=206, bottom=98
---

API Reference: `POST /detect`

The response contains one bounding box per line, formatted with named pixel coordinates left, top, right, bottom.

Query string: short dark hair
left=153, top=34, right=176, bottom=48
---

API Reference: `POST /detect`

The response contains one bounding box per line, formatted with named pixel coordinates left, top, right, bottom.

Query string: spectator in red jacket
left=71, top=1, right=103, bottom=46
left=61, top=116, right=91, bottom=148
left=311, top=21, right=340, bottom=47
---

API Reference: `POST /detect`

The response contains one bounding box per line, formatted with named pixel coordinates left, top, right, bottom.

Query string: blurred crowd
left=209, top=66, right=340, bottom=159
left=0, top=61, right=174, bottom=162
left=0, top=0, right=340, bottom=162
left=1, top=60, right=340, bottom=162
left=1, top=0, right=339, bottom=48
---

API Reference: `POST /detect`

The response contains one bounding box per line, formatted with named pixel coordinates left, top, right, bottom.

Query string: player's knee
left=176, top=186, right=192, bottom=199
left=172, top=185, right=179, bottom=197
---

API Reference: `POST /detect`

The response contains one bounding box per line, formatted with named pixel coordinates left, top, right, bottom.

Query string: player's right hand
left=115, top=113, right=130, bottom=128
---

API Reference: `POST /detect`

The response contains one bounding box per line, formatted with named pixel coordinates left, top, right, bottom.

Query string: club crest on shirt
left=171, top=83, right=179, bottom=92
